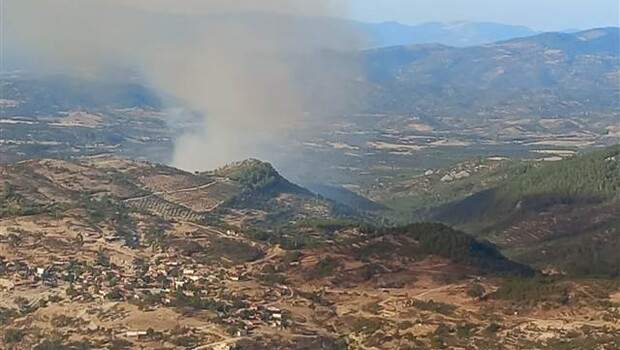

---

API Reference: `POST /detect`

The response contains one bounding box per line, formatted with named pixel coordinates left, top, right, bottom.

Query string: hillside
left=0, top=157, right=352, bottom=230
left=4, top=157, right=607, bottom=350
left=431, top=145, right=620, bottom=276
left=0, top=156, right=528, bottom=273
left=360, top=223, right=532, bottom=276
left=359, top=157, right=525, bottom=222
left=303, top=183, right=387, bottom=212
left=360, top=27, right=620, bottom=117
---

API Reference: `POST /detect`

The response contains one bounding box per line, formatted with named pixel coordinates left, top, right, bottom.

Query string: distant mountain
left=360, top=27, right=620, bottom=117
left=358, top=21, right=538, bottom=48
left=198, top=16, right=539, bottom=48
left=0, top=73, right=162, bottom=115
left=8, top=16, right=615, bottom=122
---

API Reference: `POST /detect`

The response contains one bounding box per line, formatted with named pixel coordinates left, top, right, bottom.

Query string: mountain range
left=4, top=24, right=619, bottom=122
left=3, top=16, right=540, bottom=70
left=359, top=27, right=620, bottom=117
left=356, top=20, right=539, bottom=47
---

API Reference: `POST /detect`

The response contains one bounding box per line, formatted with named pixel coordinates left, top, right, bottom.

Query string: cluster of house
left=0, top=258, right=64, bottom=289
left=219, top=304, right=288, bottom=336
left=0, top=254, right=291, bottom=334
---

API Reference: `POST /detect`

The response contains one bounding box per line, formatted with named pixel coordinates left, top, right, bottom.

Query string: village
left=0, top=250, right=298, bottom=343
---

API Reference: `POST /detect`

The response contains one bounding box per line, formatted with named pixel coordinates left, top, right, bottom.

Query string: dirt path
left=412, top=284, right=462, bottom=300
left=609, top=291, right=620, bottom=304
left=244, top=246, right=284, bottom=270
left=192, top=336, right=246, bottom=350
left=184, top=222, right=258, bottom=247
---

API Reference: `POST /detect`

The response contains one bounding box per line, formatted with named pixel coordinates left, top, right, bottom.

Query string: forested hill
left=495, top=145, right=619, bottom=203
left=434, top=145, right=619, bottom=224
left=431, top=145, right=620, bottom=277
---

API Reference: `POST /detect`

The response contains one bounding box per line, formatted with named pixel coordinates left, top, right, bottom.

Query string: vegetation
left=435, top=145, right=620, bottom=221
left=170, top=291, right=234, bottom=314
left=514, top=227, right=620, bottom=277
left=363, top=28, right=620, bottom=116
left=95, top=249, right=111, bottom=268
left=411, top=299, right=457, bottom=315
left=201, top=237, right=265, bottom=264
left=219, top=160, right=282, bottom=191
left=467, top=283, right=486, bottom=299
left=502, top=146, right=618, bottom=201
left=143, top=226, right=169, bottom=251
left=491, top=277, right=570, bottom=305
left=541, top=333, right=620, bottom=350
left=245, top=226, right=321, bottom=250
left=33, top=338, right=92, bottom=350
left=107, top=339, right=132, bottom=350
left=298, top=218, right=364, bottom=234
left=308, top=257, right=342, bottom=279
left=258, top=271, right=288, bottom=285
left=0, top=307, right=19, bottom=325
left=50, top=315, right=81, bottom=328
left=3, top=328, right=25, bottom=343
left=0, top=181, right=46, bottom=218
left=431, top=145, right=620, bottom=277
left=369, top=223, right=533, bottom=275
left=82, top=195, right=139, bottom=248
left=351, top=317, right=385, bottom=335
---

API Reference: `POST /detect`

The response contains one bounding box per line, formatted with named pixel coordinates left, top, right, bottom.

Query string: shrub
left=4, top=328, right=25, bottom=343
left=411, top=299, right=457, bottom=315
left=467, top=283, right=486, bottom=299
left=492, top=277, right=570, bottom=305
left=352, top=317, right=384, bottom=335
left=308, top=257, right=341, bottom=279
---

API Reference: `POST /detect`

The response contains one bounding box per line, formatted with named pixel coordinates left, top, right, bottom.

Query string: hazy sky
left=347, top=0, right=620, bottom=30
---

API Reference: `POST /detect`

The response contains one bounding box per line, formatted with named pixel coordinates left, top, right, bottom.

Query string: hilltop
left=0, top=156, right=351, bottom=230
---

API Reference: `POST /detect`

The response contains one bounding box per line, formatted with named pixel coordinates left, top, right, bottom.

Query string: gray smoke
left=5, top=0, right=364, bottom=169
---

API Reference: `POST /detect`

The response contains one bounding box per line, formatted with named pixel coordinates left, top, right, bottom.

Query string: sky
left=347, top=0, right=620, bottom=31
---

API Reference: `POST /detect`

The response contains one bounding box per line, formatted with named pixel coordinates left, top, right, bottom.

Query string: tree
left=75, top=233, right=84, bottom=247
left=96, top=248, right=110, bottom=267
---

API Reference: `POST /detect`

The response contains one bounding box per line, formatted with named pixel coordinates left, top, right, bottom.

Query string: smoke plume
left=5, top=0, right=364, bottom=169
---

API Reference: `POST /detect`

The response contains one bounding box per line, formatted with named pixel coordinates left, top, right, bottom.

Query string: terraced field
left=125, top=196, right=206, bottom=222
